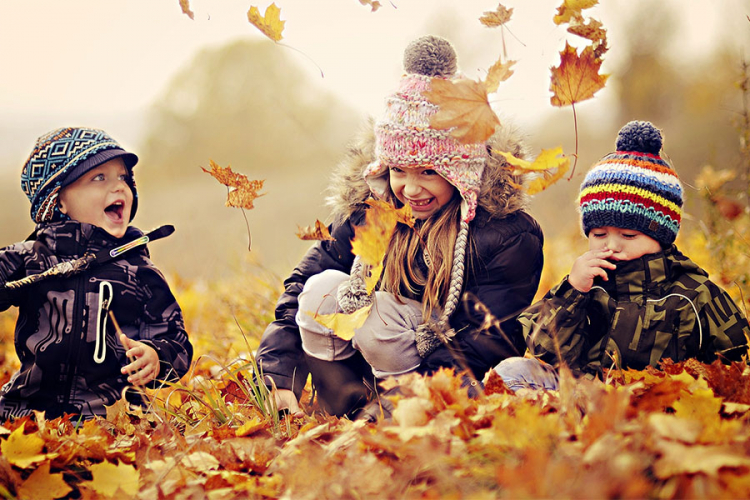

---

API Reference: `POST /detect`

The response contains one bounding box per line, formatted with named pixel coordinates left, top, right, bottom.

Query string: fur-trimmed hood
left=325, top=118, right=531, bottom=223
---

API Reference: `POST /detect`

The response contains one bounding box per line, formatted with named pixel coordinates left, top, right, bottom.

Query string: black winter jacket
left=0, top=221, right=193, bottom=420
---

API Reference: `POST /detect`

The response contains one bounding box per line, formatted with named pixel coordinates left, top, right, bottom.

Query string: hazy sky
left=0, top=0, right=748, bottom=162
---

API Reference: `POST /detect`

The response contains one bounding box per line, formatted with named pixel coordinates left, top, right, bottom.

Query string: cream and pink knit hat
left=364, top=35, right=488, bottom=223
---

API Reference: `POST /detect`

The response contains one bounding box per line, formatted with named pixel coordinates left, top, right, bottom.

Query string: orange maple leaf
left=358, top=0, right=382, bottom=12
left=247, top=3, right=285, bottom=42
left=202, top=160, right=265, bottom=210
left=297, top=220, right=335, bottom=241
left=484, top=58, right=516, bottom=94
left=549, top=42, right=608, bottom=107
left=497, top=147, right=570, bottom=195
left=553, top=0, right=599, bottom=25
left=424, top=78, right=501, bottom=144
left=17, top=462, right=72, bottom=500
left=351, top=199, right=412, bottom=268
left=480, top=4, right=513, bottom=27
left=178, top=0, right=194, bottom=19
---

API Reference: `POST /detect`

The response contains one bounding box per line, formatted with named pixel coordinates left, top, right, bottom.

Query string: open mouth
left=407, top=197, right=434, bottom=208
left=104, top=201, right=124, bottom=221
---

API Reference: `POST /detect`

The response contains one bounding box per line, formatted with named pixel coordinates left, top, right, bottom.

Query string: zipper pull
left=95, top=281, right=113, bottom=364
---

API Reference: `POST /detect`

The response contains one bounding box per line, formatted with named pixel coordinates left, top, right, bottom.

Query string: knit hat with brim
left=579, top=121, right=683, bottom=246
left=363, top=35, right=488, bottom=224
left=21, top=127, right=139, bottom=224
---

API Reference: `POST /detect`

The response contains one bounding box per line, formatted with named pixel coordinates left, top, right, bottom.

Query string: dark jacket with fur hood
left=257, top=123, right=544, bottom=393
left=0, top=221, right=193, bottom=420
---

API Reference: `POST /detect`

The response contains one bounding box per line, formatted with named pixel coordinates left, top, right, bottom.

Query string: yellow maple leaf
left=202, top=160, right=265, bottom=210
left=178, top=0, right=194, bottom=19
left=549, top=42, right=608, bottom=107
left=553, top=0, right=599, bottom=25
left=1, top=424, right=56, bottom=469
left=479, top=4, right=513, bottom=27
left=17, top=462, right=72, bottom=500
left=247, top=3, right=285, bottom=42
left=351, top=199, right=411, bottom=267
left=297, top=220, right=335, bottom=241
left=497, top=147, right=570, bottom=194
left=311, top=304, right=373, bottom=341
left=424, top=78, right=501, bottom=144
left=236, top=416, right=266, bottom=437
left=484, top=58, right=516, bottom=94
left=87, top=461, right=139, bottom=497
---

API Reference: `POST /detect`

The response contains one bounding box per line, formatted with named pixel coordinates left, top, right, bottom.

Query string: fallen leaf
left=236, top=417, right=267, bottom=437
left=358, top=0, right=382, bottom=12
left=247, top=3, right=285, bottom=42
left=424, top=78, right=501, bottom=144
left=87, top=461, right=140, bottom=498
left=480, top=4, right=513, bottom=27
left=553, top=0, right=599, bottom=25
left=311, top=304, right=373, bottom=341
left=484, top=58, right=516, bottom=93
left=550, top=42, right=608, bottom=107
left=178, top=0, right=194, bottom=19
left=202, top=160, right=265, bottom=210
left=1, top=424, right=56, bottom=469
left=496, top=147, right=570, bottom=194
left=653, top=440, right=750, bottom=479
left=297, top=220, right=335, bottom=241
left=181, top=451, right=220, bottom=471
left=17, top=462, right=72, bottom=500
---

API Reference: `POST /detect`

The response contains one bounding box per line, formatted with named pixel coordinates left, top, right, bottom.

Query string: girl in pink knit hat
left=257, top=36, right=544, bottom=418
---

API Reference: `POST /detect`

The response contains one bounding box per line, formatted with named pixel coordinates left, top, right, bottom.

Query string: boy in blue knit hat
left=0, top=127, right=193, bottom=420
left=495, top=121, right=749, bottom=391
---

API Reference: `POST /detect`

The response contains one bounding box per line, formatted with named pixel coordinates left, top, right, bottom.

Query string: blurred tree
left=136, top=39, right=360, bottom=279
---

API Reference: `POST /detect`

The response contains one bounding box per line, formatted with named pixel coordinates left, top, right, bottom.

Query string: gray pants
left=296, top=269, right=423, bottom=378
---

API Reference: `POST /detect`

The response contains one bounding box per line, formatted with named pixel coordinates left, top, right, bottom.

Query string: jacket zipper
left=95, top=281, right=113, bottom=364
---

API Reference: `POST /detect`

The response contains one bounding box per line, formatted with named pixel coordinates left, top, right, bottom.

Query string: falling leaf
left=496, top=147, right=570, bottom=194
left=87, top=461, right=140, bottom=497
left=202, top=160, right=265, bottom=210
left=567, top=18, right=606, bottom=44
left=17, top=462, right=72, bottom=500
left=553, top=0, right=599, bottom=25
left=484, top=58, right=516, bottom=93
left=550, top=42, right=608, bottom=107
left=178, top=0, right=194, bottom=19
left=1, top=424, right=56, bottom=469
left=351, top=200, right=412, bottom=268
left=297, top=220, right=335, bottom=241
left=480, top=4, right=513, bottom=27
left=247, top=3, right=285, bottom=42
left=311, top=304, right=373, bottom=341
left=358, top=0, right=382, bottom=12
left=424, top=78, right=501, bottom=144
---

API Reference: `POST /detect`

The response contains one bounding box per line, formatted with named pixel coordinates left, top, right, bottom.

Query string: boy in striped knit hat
left=495, top=121, right=749, bottom=391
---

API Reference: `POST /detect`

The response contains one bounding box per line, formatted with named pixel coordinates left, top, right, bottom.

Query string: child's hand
left=120, top=333, right=160, bottom=386
left=568, top=249, right=617, bottom=293
left=272, top=388, right=304, bottom=418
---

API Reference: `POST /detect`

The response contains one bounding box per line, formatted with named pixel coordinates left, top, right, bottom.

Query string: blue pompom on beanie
left=21, top=127, right=139, bottom=224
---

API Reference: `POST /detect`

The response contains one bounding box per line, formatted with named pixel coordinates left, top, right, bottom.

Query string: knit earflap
left=579, top=120, right=683, bottom=246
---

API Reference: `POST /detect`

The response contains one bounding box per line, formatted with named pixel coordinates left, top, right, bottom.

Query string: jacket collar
left=33, top=220, right=143, bottom=257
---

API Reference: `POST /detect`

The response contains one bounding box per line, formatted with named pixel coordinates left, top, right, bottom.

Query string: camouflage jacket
left=0, top=221, right=193, bottom=420
left=520, top=246, right=749, bottom=377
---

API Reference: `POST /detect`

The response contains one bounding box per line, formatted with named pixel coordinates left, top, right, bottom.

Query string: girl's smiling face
left=58, top=158, right=133, bottom=238
left=389, top=166, right=456, bottom=219
left=588, top=226, right=662, bottom=261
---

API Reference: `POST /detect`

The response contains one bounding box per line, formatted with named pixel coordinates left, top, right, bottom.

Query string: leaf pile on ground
left=1, top=358, right=750, bottom=499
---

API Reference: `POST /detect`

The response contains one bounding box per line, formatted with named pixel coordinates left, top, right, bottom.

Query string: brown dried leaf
left=480, top=4, right=513, bottom=27
left=358, top=0, right=382, bottom=12
left=178, top=0, right=194, bottom=19
left=497, top=147, right=570, bottom=194
left=202, top=160, right=265, bottom=210
left=297, top=220, right=335, bottom=241
left=17, top=462, right=72, bottom=500
left=424, top=78, right=501, bottom=144
left=484, top=58, right=516, bottom=94
left=550, top=42, right=608, bottom=107
left=568, top=18, right=606, bottom=45
left=553, top=0, right=599, bottom=25
left=247, top=3, right=285, bottom=42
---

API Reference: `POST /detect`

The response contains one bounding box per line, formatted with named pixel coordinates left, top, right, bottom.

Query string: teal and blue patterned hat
left=21, top=127, right=139, bottom=223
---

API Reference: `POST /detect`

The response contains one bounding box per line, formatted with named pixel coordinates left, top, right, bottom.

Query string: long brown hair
left=379, top=189, right=465, bottom=321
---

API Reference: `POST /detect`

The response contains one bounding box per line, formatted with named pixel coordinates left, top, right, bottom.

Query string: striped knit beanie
left=21, top=127, right=139, bottom=224
left=579, top=121, right=683, bottom=246
left=363, top=35, right=488, bottom=223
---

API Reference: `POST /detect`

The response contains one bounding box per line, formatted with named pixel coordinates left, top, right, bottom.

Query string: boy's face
left=58, top=158, right=133, bottom=238
left=588, top=226, right=662, bottom=262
